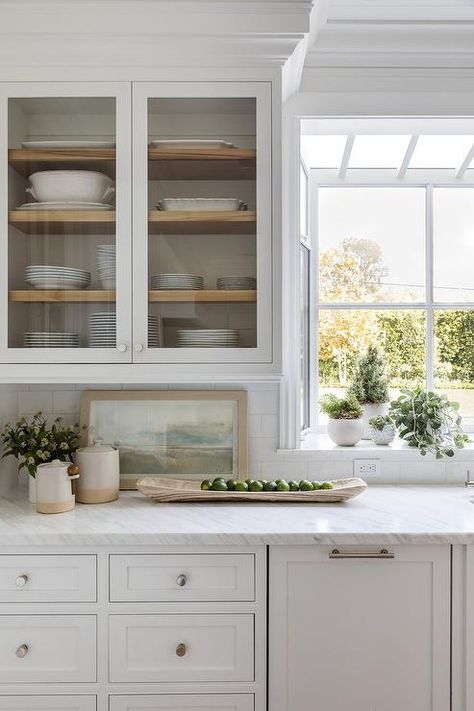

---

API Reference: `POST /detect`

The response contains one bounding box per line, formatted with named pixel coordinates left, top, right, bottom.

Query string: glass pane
left=433, top=188, right=474, bottom=303
left=300, top=135, right=347, bottom=169
left=318, top=309, right=426, bottom=422
left=318, top=187, right=425, bottom=303
left=349, top=135, right=411, bottom=168
left=410, top=135, right=474, bottom=169
left=300, top=245, right=310, bottom=430
left=435, top=310, right=474, bottom=418
left=147, top=97, right=257, bottom=349
left=8, top=97, right=117, bottom=350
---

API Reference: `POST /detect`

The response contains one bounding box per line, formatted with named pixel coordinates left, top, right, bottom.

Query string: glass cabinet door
left=0, top=83, right=132, bottom=363
left=133, top=82, right=272, bottom=363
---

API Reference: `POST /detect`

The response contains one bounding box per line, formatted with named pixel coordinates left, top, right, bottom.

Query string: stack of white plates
left=150, top=274, right=204, bottom=290
left=177, top=329, right=239, bottom=348
left=18, top=202, right=113, bottom=211
left=89, top=312, right=117, bottom=348
left=25, top=265, right=91, bottom=290
left=24, top=332, right=80, bottom=348
left=96, top=245, right=116, bottom=289
left=148, top=316, right=161, bottom=348
left=216, top=276, right=256, bottom=290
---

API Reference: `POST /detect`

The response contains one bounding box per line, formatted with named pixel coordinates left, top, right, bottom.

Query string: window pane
left=410, top=135, right=474, bottom=169
left=300, top=135, right=347, bottom=168
left=349, top=135, right=411, bottom=168
left=318, top=188, right=425, bottom=303
left=435, top=310, right=474, bottom=418
left=433, top=188, right=474, bottom=303
left=318, top=309, right=426, bottom=421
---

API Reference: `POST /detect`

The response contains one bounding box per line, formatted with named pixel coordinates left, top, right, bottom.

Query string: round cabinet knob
left=134, top=343, right=144, bottom=353
left=15, top=575, right=28, bottom=588
left=176, top=574, right=187, bottom=587
left=15, top=644, right=29, bottom=659
left=175, top=643, right=187, bottom=657
left=117, top=344, right=127, bottom=353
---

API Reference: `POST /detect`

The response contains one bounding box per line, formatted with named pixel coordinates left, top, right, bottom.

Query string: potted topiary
left=389, top=387, right=470, bottom=459
left=368, top=415, right=396, bottom=446
left=320, top=394, right=363, bottom=446
left=348, top=345, right=389, bottom=439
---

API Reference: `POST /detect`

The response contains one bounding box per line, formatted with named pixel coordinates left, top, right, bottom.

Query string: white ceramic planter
left=28, top=474, right=36, bottom=503
left=369, top=424, right=397, bottom=446
left=327, top=417, right=363, bottom=446
left=361, top=402, right=389, bottom=439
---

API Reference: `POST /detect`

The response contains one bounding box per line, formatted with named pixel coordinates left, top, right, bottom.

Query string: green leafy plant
left=348, top=345, right=389, bottom=404
left=368, top=415, right=394, bottom=431
left=1, top=412, right=82, bottom=477
left=320, top=394, right=362, bottom=420
left=389, top=387, right=470, bottom=459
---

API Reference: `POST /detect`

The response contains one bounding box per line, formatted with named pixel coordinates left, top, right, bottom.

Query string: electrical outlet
left=353, top=459, right=381, bottom=477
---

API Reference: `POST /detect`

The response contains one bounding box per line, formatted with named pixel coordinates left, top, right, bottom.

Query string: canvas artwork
left=80, top=390, right=247, bottom=489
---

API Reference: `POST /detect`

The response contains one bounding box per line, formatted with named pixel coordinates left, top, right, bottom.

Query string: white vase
left=28, top=474, right=36, bottom=503
left=369, top=424, right=396, bottom=446
left=361, top=402, right=389, bottom=440
left=327, top=417, right=363, bottom=446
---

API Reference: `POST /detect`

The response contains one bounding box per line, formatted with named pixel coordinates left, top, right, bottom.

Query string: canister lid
left=78, top=437, right=117, bottom=453
left=37, top=458, right=69, bottom=470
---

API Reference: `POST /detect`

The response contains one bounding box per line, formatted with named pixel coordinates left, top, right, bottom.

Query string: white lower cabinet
left=0, top=697, right=96, bottom=711
left=109, top=695, right=254, bottom=711
left=269, top=545, right=451, bottom=711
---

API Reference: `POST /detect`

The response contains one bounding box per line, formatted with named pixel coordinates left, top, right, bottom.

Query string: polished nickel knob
left=176, top=574, right=187, bottom=587
left=15, top=644, right=29, bottom=658
left=134, top=343, right=144, bottom=353
left=15, top=575, right=28, bottom=588
left=175, top=643, right=187, bottom=657
left=117, top=344, right=127, bottom=353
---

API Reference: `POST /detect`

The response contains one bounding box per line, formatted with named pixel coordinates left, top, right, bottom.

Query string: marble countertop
left=1, top=485, right=474, bottom=545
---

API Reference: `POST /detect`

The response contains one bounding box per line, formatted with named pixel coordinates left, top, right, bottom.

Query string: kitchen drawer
left=0, top=555, right=96, bottom=603
left=109, top=554, right=255, bottom=602
left=109, top=614, right=254, bottom=683
left=0, top=615, right=96, bottom=683
left=0, top=697, right=96, bottom=711
left=110, top=695, right=253, bottom=711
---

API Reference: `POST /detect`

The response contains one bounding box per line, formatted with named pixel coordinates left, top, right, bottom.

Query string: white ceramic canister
left=35, top=459, right=80, bottom=514
left=74, top=439, right=120, bottom=503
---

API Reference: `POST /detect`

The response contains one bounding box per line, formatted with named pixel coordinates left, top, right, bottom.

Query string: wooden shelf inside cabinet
left=9, top=290, right=115, bottom=303
left=8, top=148, right=116, bottom=178
left=9, top=209, right=115, bottom=235
left=149, top=289, right=256, bottom=302
left=148, top=147, right=256, bottom=180
left=149, top=210, right=256, bottom=234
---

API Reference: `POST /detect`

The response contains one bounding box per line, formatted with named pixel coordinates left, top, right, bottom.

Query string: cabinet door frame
left=132, top=80, right=272, bottom=363
left=0, top=81, right=132, bottom=363
left=269, top=544, right=451, bottom=711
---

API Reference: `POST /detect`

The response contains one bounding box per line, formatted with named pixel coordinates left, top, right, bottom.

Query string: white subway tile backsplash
left=52, top=390, right=81, bottom=414
left=399, top=461, right=447, bottom=485
left=18, top=390, right=53, bottom=415
left=248, top=389, right=279, bottom=414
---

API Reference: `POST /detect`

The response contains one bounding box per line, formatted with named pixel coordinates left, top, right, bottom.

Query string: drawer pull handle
left=15, top=575, right=28, bottom=587
left=176, top=574, right=187, bottom=587
left=329, top=548, right=394, bottom=560
left=175, top=643, right=187, bottom=657
left=15, top=644, right=29, bottom=659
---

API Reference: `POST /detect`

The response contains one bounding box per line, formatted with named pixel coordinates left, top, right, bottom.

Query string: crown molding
left=327, top=0, right=474, bottom=24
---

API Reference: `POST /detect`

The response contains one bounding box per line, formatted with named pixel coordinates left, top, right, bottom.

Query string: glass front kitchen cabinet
left=0, top=83, right=132, bottom=363
left=132, top=82, right=272, bottom=363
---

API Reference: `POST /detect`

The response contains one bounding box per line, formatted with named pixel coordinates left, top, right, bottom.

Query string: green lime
left=320, top=481, right=334, bottom=490
left=288, top=480, right=299, bottom=491
left=299, top=480, right=313, bottom=491
left=234, top=480, right=249, bottom=492
left=312, top=481, right=322, bottom=490
left=211, top=480, right=228, bottom=491
left=201, top=479, right=212, bottom=490
left=245, top=479, right=253, bottom=487
left=277, top=480, right=290, bottom=492
left=263, top=481, right=277, bottom=492
left=212, top=477, right=226, bottom=484
left=226, top=479, right=238, bottom=491
left=249, top=480, right=264, bottom=492
left=259, top=479, right=268, bottom=485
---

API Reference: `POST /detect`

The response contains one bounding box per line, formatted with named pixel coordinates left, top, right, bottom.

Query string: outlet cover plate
left=354, top=459, right=381, bottom=477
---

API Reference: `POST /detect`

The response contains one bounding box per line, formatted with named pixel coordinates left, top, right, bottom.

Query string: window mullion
left=426, top=184, right=435, bottom=391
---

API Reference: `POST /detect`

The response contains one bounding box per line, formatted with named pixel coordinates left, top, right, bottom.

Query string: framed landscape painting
left=80, top=390, right=247, bottom=489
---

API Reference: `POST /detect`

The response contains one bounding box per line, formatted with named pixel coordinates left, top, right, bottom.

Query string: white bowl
left=27, top=171, right=114, bottom=204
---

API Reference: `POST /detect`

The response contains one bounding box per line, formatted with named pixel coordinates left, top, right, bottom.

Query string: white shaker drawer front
left=109, top=614, right=254, bottom=683
left=0, top=555, right=96, bottom=603
left=109, top=554, right=255, bottom=602
left=0, top=615, right=96, bottom=683
left=110, top=695, right=253, bottom=711
left=0, top=697, right=96, bottom=711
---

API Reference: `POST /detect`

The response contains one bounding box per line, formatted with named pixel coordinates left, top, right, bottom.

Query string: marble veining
left=1, top=486, right=474, bottom=545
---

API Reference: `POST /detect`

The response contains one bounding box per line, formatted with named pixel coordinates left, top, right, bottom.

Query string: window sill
left=278, top=433, right=474, bottom=461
